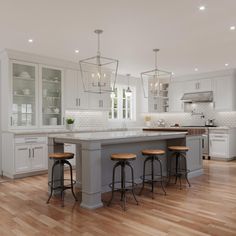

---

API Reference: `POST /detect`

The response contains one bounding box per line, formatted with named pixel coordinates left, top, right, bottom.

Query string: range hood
left=181, top=91, right=213, bottom=103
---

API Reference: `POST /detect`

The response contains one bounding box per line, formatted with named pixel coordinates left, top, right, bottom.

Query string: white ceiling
left=0, top=0, right=235, bottom=77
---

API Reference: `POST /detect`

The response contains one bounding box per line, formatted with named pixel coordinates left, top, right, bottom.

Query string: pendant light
left=125, top=74, right=132, bottom=97
left=141, top=49, right=172, bottom=98
left=79, top=29, right=119, bottom=94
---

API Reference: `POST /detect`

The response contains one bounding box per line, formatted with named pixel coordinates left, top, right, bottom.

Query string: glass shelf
left=13, top=76, right=35, bottom=81
left=41, top=67, right=62, bottom=126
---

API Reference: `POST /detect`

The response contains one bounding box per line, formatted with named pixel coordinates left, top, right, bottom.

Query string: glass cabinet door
left=41, top=66, right=63, bottom=126
left=11, top=61, right=37, bottom=128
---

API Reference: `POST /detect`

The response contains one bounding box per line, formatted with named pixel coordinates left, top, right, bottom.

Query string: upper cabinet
left=184, top=78, right=212, bottom=93
left=11, top=61, right=38, bottom=128
left=40, top=66, right=64, bottom=127
left=213, top=74, right=236, bottom=111
left=65, top=68, right=110, bottom=111
left=65, top=69, right=88, bottom=110
left=168, top=82, right=184, bottom=112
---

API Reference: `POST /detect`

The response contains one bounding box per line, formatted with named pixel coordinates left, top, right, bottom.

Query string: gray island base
left=48, top=130, right=203, bottom=209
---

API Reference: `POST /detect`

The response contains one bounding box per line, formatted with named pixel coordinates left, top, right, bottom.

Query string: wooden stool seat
left=49, top=152, right=74, bottom=160
left=142, top=149, right=165, bottom=156
left=168, top=146, right=189, bottom=152
left=111, top=153, right=136, bottom=161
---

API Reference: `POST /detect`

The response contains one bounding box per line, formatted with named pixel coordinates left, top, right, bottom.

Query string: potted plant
left=66, top=118, right=75, bottom=131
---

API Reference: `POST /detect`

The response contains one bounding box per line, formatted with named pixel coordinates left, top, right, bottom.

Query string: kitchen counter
left=48, top=130, right=203, bottom=209
left=143, top=127, right=206, bottom=135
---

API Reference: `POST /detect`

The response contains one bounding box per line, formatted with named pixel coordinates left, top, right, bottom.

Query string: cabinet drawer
left=15, top=136, right=47, bottom=144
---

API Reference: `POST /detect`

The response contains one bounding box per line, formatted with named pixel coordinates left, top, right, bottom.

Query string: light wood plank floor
left=0, top=160, right=236, bottom=236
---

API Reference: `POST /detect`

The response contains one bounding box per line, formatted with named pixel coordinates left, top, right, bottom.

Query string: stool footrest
left=48, top=179, right=76, bottom=190
left=109, top=181, right=137, bottom=191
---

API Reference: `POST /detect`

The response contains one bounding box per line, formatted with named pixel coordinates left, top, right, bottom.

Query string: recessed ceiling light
left=225, top=63, right=229, bottom=67
left=230, top=26, right=235, bottom=31
left=199, top=5, right=206, bottom=11
left=194, top=68, right=198, bottom=72
left=75, top=49, right=79, bottom=53
left=28, top=38, right=33, bottom=43
left=171, top=72, right=175, bottom=75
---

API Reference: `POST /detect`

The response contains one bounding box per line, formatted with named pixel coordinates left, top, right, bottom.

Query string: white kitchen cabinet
left=88, top=93, right=111, bottom=110
left=65, top=69, right=88, bottom=110
left=168, top=82, right=184, bottom=112
left=10, top=60, right=39, bottom=129
left=184, top=79, right=212, bottom=93
left=31, top=144, right=47, bottom=171
left=40, top=65, right=64, bottom=127
left=213, top=76, right=236, bottom=111
left=209, top=128, right=236, bottom=161
left=15, top=145, right=31, bottom=173
left=15, top=143, right=47, bottom=173
left=2, top=132, right=48, bottom=178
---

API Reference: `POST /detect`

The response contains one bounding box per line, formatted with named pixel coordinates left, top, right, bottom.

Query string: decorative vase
left=66, top=123, right=74, bottom=131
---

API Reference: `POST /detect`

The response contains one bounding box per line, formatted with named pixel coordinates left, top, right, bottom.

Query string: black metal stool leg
left=65, top=160, right=78, bottom=201
left=60, top=161, right=65, bottom=207
left=180, top=153, right=191, bottom=187
left=47, top=160, right=59, bottom=204
left=121, top=162, right=126, bottom=211
left=140, top=157, right=149, bottom=195
left=151, top=156, right=154, bottom=193
left=126, top=162, right=138, bottom=205
left=155, top=157, right=166, bottom=195
left=175, top=153, right=179, bottom=185
left=108, top=162, right=120, bottom=206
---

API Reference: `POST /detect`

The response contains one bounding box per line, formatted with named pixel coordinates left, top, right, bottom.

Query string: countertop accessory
left=66, top=118, right=75, bottom=131
left=141, top=49, right=172, bottom=98
left=79, top=29, right=119, bottom=94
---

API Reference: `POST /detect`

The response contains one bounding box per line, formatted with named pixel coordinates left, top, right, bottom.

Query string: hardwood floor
left=0, top=160, right=236, bottom=236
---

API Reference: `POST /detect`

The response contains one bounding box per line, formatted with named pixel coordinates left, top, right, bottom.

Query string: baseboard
left=4, top=169, right=48, bottom=179
left=188, top=168, right=204, bottom=178
left=210, top=156, right=235, bottom=161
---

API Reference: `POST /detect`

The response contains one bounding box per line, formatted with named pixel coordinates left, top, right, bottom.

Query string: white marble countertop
left=49, top=130, right=187, bottom=143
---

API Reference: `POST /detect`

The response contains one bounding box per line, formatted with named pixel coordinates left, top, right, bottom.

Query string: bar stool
left=108, top=153, right=138, bottom=210
left=140, top=149, right=166, bottom=197
left=168, top=146, right=191, bottom=189
left=47, top=152, right=78, bottom=206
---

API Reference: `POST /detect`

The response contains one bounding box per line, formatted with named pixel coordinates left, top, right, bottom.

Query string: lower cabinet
left=15, top=143, right=47, bottom=174
left=209, top=129, right=236, bottom=160
left=2, top=133, right=48, bottom=178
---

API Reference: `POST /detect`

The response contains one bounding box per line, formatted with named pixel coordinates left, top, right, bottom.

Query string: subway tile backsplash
left=144, top=103, right=236, bottom=127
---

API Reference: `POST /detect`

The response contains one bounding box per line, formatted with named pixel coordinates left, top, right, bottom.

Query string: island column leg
left=80, top=141, right=103, bottom=209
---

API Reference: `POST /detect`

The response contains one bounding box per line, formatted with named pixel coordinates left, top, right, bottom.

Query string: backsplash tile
left=142, top=103, right=236, bottom=127
left=65, top=110, right=108, bottom=129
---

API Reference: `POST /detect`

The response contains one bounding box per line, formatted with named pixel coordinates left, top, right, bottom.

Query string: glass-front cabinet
left=41, top=66, right=63, bottom=127
left=11, top=61, right=38, bottom=128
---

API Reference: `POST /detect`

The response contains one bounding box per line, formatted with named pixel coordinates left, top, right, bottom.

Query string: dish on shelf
left=19, top=71, right=31, bottom=78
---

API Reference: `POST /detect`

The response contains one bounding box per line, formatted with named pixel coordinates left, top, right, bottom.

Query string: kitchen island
left=48, top=130, right=203, bottom=209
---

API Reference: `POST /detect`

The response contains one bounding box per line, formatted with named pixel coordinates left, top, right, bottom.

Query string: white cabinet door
left=77, top=71, right=89, bottom=109
left=88, top=93, right=110, bottom=110
left=10, top=60, right=39, bottom=129
left=15, top=145, right=31, bottom=173
left=168, top=82, right=184, bottom=112
left=185, top=79, right=212, bottom=93
left=213, top=76, right=235, bottom=111
left=209, top=134, right=229, bottom=158
left=40, top=65, right=65, bottom=128
left=65, top=69, right=78, bottom=109
left=31, top=144, right=47, bottom=171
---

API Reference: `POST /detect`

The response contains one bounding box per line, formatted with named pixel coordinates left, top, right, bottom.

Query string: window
left=109, top=85, right=135, bottom=120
